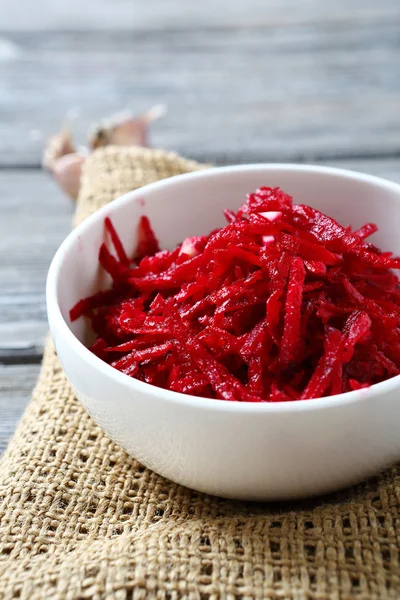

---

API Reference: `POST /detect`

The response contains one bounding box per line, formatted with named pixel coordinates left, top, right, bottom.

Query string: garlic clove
left=90, top=104, right=166, bottom=150
left=52, top=153, right=86, bottom=200
left=42, top=109, right=82, bottom=171
left=42, top=127, right=76, bottom=171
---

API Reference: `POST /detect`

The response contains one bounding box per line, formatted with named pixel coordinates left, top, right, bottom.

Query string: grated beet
left=70, top=187, right=400, bottom=402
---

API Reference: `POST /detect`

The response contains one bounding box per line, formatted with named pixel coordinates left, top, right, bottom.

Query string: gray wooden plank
left=0, top=20, right=399, bottom=166
left=326, top=158, right=400, bottom=182
left=0, top=170, right=73, bottom=360
left=0, top=364, right=39, bottom=453
left=1, top=157, right=400, bottom=362
left=0, top=0, right=399, bottom=31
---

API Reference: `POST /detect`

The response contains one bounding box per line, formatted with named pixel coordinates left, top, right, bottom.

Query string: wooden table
left=1, top=0, right=400, bottom=452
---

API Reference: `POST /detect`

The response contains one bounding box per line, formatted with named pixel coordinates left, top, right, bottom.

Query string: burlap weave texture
left=0, top=146, right=399, bottom=599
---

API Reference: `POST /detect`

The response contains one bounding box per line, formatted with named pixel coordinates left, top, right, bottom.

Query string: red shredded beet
left=70, top=187, right=400, bottom=402
left=134, top=215, right=160, bottom=260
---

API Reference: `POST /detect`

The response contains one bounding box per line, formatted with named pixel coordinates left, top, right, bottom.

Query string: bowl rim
left=47, top=162, right=400, bottom=413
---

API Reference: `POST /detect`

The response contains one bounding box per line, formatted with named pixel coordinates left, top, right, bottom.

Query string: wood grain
left=1, top=0, right=399, bottom=31
left=0, top=170, right=73, bottom=360
left=0, top=20, right=399, bottom=166
left=0, top=364, right=39, bottom=453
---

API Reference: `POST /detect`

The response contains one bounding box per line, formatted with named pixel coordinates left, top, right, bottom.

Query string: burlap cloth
left=1, top=147, right=399, bottom=600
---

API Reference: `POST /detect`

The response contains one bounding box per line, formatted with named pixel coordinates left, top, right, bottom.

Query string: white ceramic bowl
left=47, top=164, right=400, bottom=500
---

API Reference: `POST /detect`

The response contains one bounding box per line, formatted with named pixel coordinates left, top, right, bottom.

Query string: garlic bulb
left=43, top=105, right=166, bottom=200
